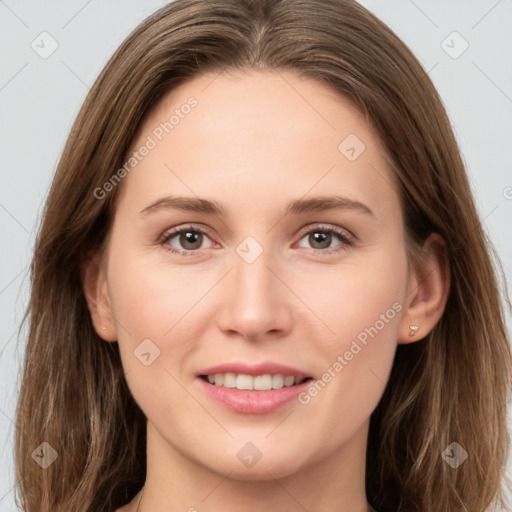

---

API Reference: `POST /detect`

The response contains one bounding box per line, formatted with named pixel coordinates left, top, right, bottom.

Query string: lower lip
left=197, top=377, right=312, bottom=414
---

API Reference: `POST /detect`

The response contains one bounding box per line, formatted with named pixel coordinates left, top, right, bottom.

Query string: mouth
left=199, top=373, right=313, bottom=391
left=196, top=363, right=315, bottom=414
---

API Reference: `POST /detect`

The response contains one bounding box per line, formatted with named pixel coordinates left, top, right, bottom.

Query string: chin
left=201, top=448, right=310, bottom=481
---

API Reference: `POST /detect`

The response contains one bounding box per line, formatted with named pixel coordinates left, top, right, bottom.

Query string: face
left=98, top=69, right=411, bottom=480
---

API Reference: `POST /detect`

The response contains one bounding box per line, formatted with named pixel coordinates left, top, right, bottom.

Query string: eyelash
left=159, top=224, right=354, bottom=256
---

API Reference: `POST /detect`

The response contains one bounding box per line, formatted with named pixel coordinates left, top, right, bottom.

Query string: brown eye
left=308, top=231, right=333, bottom=250
left=296, top=226, right=354, bottom=254
left=177, top=230, right=203, bottom=250
left=161, top=226, right=214, bottom=254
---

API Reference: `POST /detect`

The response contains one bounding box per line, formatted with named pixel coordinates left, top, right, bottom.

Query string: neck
left=135, top=419, right=371, bottom=512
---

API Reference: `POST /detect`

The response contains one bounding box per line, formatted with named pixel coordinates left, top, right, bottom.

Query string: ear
left=80, top=252, right=118, bottom=342
left=398, top=233, right=450, bottom=344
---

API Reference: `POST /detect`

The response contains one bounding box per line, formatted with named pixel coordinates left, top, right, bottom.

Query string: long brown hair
left=15, top=1, right=512, bottom=511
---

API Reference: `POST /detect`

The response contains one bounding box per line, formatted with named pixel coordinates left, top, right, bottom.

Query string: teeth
left=236, top=374, right=253, bottom=390
left=272, top=374, right=284, bottom=389
left=205, top=373, right=306, bottom=390
left=223, top=373, right=236, bottom=388
left=254, top=375, right=272, bottom=390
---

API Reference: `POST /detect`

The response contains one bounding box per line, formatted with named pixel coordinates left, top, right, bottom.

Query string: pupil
left=311, top=231, right=330, bottom=249
left=181, top=231, right=202, bottom=250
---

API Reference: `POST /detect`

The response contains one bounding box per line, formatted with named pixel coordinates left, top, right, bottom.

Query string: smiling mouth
left=199, top=373, right=313, bottom=391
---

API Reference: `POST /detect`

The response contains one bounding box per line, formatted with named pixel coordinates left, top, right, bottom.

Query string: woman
left=14, top=1, right=512, bottom=511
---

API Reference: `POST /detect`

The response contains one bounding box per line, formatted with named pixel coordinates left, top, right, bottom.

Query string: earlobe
left=80, top=254, right=118, bottom=342
left=398, top=233, right=450, bottom=344
left=408, top=324, right=420, bottom=337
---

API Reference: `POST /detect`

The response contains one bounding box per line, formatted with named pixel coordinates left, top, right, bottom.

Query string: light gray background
left=1, top=1, right=511, bottom=511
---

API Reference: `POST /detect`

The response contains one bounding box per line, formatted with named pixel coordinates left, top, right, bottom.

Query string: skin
left=82, top=69, right=449, bottom=512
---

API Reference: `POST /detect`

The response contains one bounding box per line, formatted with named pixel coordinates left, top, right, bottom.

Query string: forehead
left=140, top=68, right=372, bottom=152
left=115, top=68, right=399, bottom=221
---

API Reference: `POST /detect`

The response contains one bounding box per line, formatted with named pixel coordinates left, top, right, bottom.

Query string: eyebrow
left=139, top=195, right=374, bottom=217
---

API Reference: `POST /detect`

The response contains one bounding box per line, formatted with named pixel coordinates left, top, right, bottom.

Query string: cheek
left=106, top=226, right=211, bottom=336
left=105, top=241, right=212, bottom=380
left=298, top=252, right=406, bottom=426
left=105, top=250, right=207, bottom=419
left=300, top=248, right=406, bottom=349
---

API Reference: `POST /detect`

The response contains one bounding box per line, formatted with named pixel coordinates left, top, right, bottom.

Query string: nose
left=216, top=246, right=294, bottom=342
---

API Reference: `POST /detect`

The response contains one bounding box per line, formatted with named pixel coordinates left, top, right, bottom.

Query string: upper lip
left=197, top=361, right=311, bottom=379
